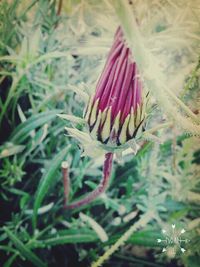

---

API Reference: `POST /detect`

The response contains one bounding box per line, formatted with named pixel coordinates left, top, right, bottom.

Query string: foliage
left=0, top=1, right=200, bottom=267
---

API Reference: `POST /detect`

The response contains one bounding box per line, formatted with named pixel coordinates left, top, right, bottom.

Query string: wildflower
left=84, top=27, right=146, bottom=147
left=61, top=27, right=148, bottom=209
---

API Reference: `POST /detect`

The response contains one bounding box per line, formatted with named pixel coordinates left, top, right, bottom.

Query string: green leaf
left=40, top=234, right=97, bottom=246
left=0, top=143, right=25, bottom=158
left=10, top=110, right=61, bottom=143
left=3, top=227, right=47, bottom=267
left=33, top=145, right=71, bottom=229
left=3, top=253, right=18, bottom=267
left=35, top=229, right=98, bottom=247
left=108, top=229, right=163, bottom=247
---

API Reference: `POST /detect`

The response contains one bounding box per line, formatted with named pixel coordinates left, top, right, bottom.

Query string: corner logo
left=157, top=224, right=190, bottom=257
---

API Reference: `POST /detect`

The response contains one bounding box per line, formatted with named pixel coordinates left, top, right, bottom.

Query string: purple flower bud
left=85, top=27, right=146, bottom=146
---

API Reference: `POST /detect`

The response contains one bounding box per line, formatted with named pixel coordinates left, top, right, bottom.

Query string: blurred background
left=0, top=1, right=200, bottom=267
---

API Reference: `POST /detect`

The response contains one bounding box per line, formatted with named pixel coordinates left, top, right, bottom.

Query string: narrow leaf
left=33, top=145, right=70, bottom=228
left=4, top=227, right=46, bottom=267
left=36, top=233, right=98, bottom=247
left=0, top=144, right=25, bottom=158
left=10, top=110, right=61, bottom=143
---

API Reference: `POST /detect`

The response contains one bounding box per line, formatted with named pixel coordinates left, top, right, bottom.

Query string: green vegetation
left=0, top=1, right=200, bottom=266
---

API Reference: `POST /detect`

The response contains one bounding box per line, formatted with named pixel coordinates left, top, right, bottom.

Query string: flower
left=60, top=27, right=148, bottom=208
left=84, top=27, right=147, bottom=147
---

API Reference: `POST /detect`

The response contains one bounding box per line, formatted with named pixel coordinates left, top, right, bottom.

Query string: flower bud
left=84, top=27, right=146, bottom=146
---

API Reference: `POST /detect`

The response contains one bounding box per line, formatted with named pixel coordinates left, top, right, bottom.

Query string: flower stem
left=62, top=161, right=70, bottom=208
left=65, top=153, right=113, bottom=209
